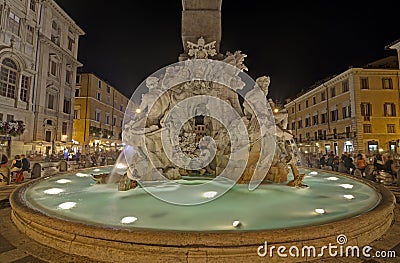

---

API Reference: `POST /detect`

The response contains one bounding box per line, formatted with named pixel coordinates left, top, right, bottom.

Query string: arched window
left=0, top=58, right=18, bottom=99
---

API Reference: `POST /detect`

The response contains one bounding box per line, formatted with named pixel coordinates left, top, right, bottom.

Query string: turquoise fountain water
left=24, top=166, right=380, bottom=231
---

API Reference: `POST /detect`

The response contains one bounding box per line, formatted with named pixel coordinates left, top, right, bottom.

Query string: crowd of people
left=304, top=151, right=399, bottom=182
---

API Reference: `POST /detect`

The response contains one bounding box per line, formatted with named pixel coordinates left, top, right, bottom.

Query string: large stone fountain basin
left=10, top=169, right=395, bottom=262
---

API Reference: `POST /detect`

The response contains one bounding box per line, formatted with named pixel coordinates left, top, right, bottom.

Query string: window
left=26, top=25, right=34, bottom=45
left=50, top=60, right=57, bottom=76
left=51, top=21, right=60, bottom=45
left=45, top=131, right=51, bottom=142
left=305, top=100, right=309, bottom=108
left=76, top=75, right=81, bottom=84
left=47, top=94, right=55, bottom=109
left=62, top=122, right=68, bottom=135
left=345, top=126, right=351, bottom=138
left=333, top=128, right=337, bottom=139
left=6, top=114, right=14, bottom=122
left=105, top=114, right=110, bottom=125
left=98, top=80, right=102, bottom=89
left=96, top=92, right=101, bottom=101
left=120, top=120, right=123, bottom=127
left=75, top=89, right=80, bottom=97
left=291, top=107, right=294, bottom=114
left=342, top=80, right=349, bottom=93
left=312, top=96, right=316, bottom=105
left=363, top=124, right=372, bottom=133
left=330, top=87, right=336, bottom=98
left=384, top=103, right=396, bottom=117
left=305, top=117, right=310, bottom=127
left=0, top=113, right=3, bottom=121
left=63, top=99, right=71, bottom=114
left=107, top=86, right=111, bottom=93
left=306, top=132, right=310, bottom=140
left=312, top=115, right=318, bottom=125
left=113, top=116, right=117, bottom=126
left=321, top=91, right=326, bottom=101
left=360, top=103, right=372, bottom=116
left=382, top=78, right=393, bottom=89
left=298, top=103, right=301, bottom=111
left=387, top=124, right=395, bottom=133
left=20, top=75, right=30, bottom=102
left=361, top=77, right=369, bottom=89
left=342, top=106, right=351, bottom=119
left=0, top=58, right=18, bottom=99
left=321, top=113, right=327, bottom=124
left=95, top=111, right=101, bottom=122
left=29, top=0, right=36, bottom=11
left=314, top=131, right=318, bottom=140
left=8, top=12, right=20, bottom=35
left=67, top=36, right=74, bottom=52
left=74, top=110, right=80, bottom=119
left=120, top=105, right=124, bottom=112
left=66, top=70, right=72, bottom=84
left=291, top=121, right=295, bottom=130
left=330, top=109, right=338, bottom=122
left=297, top=119, right=303, bottom=128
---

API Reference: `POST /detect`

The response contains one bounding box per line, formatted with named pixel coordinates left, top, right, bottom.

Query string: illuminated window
left=384, top=103, right=396, bottom=116
left=387, top=124, right=395, bottom=133
left=360, top=77, right=369, bottom=89
left=382, top=78, right=393, bottom=89
left=363, top=124, right=372, bottom=133
left=0, top=58, right=18, bottom=99
left=342, top=79, right=349, bottom=92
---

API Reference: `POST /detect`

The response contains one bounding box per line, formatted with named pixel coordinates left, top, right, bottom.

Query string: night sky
left=56, top=0, right=399, bottom=102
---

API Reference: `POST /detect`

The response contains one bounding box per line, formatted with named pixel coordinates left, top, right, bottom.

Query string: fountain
left=10, top=1, right=395, bottom=262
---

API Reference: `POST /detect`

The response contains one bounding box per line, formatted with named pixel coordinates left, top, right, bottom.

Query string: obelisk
left=180, top=0, right=222, bottom=60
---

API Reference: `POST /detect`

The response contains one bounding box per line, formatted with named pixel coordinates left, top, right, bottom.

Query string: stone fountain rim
left=10, top=167, right=395, bottom=247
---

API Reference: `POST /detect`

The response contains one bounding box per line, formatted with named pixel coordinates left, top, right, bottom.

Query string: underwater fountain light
left=327, top=177, right=339, bottom=181
left=309, top=171, right=318, bottom=175
left=121, top=216, right=138, bottom=224
left=76, top=173, right=89, bottom=177
left=93, top=169, right=100, bottom=172
left=232, top=220, right=241, bottom=227
left=135, top=108, right=141, bottom=114
left=58, top=202, right=77, bottom=210
left=315, top=209, right=325, bottom=214
left=340, top=184, right=354, bottom=189
left=44, top=188, right=64, bottom=195
left=203, top=191, right=218, bottom=198
left=344, top=195, right=355, bottom=200
left=56, top=179, right=72, bottom=184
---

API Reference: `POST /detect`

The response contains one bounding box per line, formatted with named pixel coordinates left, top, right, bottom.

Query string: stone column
left=180, top=0, right=222, bottom=59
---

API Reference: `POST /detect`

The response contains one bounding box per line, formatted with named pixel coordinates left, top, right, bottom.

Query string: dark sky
left=56, top=0, right=399, bottom=101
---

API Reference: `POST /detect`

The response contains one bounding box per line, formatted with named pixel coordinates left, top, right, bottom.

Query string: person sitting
left=10, top=155, right=23, bottom=183
left=0, top=154, right=9, bottom=183
left=383, top=155, right=396, bottom=176
left=21, top=154, right=30, bottom=180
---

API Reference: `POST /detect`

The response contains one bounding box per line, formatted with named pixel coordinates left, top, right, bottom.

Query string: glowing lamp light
left=273, top=108, right=279, bottom=113
left=121, top=216, right=138, bottom=224
left=76, top=173, right=89, bottom=177
left=232, top=220, right=241, bottom=227
left=326, top=177, right=339, bottom=181
left=309, top=171, right=318, bottom=175
left=116, top=163, right=127, bottom=169
left=340, top=184, right=354, bottom=189
left=135, top=108, right=141, bottom=114
left=344, top=195, right=355, bottom=200
left=44, top=188, right=64, bottom=195
left=315, top=209, right=325, bottom=214
left=203, top=191, right=218, bottom=198
left=58, top=202, right=77, bottom=210
left=56, top=179, right=72, bottom=184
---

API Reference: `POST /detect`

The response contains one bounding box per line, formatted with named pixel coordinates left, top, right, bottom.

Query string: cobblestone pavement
left=1, top=180, right=399, bottom=263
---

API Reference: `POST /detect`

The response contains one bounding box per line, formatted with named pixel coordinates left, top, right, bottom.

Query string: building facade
left=285, top=57, right=400, bottom=156
left=32, top=0, right=84, bottom=156
left=0, top=0, right=84, bottom=158
left=73, top=73, right=129, bottom=154
left=0, top=0, right=38, bottom=157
